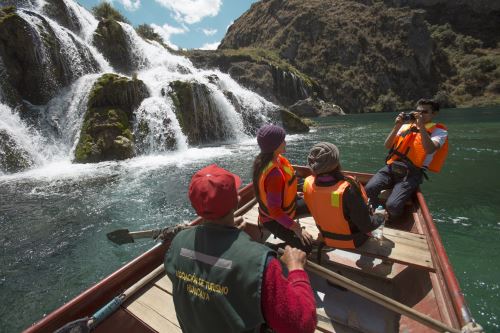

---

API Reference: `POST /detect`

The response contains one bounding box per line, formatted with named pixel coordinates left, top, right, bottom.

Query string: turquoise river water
left=0, top=107, right=499, bottom=332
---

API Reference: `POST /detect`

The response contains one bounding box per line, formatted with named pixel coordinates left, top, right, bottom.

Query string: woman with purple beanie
left=252, top=124, right=313, bottom=253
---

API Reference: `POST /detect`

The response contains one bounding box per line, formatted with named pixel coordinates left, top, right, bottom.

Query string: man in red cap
left=165, top=164, right=317, bottom=333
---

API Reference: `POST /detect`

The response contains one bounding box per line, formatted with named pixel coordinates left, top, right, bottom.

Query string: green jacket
left=165, top=223, right=275, bottom=333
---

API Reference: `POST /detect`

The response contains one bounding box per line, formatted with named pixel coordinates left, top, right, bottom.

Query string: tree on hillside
left=136, top=24, right=164, bottom=45
left=92, top=2, right=129, bottom=23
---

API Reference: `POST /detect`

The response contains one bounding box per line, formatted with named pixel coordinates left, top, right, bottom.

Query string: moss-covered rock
left=93, top=18, right=135, bottom=74
left=168, top=80, right=231, bottom=145
left=0, top=129, right=33, bottom=173
left=74, top=74, right=149, bottom=163
left=279, top=108, right=309, bottom=133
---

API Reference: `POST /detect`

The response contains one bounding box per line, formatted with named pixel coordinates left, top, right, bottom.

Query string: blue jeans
left=365, top=164, right=423, bottom=218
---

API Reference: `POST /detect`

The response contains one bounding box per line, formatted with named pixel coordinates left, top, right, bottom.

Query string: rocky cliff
left=219, top=0, right=500, bottom=112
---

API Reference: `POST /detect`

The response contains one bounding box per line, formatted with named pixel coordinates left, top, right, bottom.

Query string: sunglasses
left=416, top=109, right=432, bottom=114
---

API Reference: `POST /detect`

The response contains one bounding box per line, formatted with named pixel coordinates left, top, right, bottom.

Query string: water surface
left=1, top=107, right=499, bottom=332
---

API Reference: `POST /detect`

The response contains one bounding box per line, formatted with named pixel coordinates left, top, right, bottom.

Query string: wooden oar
left=107, top=197, right=258, bottom=245
left=54, top=265, right=165, bottom=333
left=300, top=253, right=460, bottom=333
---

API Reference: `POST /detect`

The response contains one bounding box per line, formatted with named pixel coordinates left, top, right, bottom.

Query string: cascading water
left=0, top=103, right=49, bottom=173
left=119, top=23, right=274, bottom=143
left=16, top=11, right=60, bottom=98
left=44, top=74, right=101, bottom=155
left=57, top=0, right=101, bottom=42
left=1, top=0, right=277, bottom=175
left=134, top=97, right=188, bottom=153
left=19, top=10, right=106, bottom=81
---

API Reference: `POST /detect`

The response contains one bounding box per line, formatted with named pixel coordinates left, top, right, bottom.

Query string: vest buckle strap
left=318, top=227, right=356, bottom=241
left=180, top=248, right=233, bottom=269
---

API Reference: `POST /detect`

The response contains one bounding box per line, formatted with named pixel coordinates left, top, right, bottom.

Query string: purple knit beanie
left=257, top=125, right=286, bottom=153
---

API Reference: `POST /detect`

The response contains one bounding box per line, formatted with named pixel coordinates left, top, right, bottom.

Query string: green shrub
left=91, top=2, right=129, bottom=23
left=135, top=24, right=164, bottom=44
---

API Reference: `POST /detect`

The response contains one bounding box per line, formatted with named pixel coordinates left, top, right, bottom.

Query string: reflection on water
left=1, top=107, right=499, bottom=332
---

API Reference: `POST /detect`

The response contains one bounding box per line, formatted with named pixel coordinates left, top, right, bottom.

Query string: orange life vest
left=257, top=155, right=297, bottom=219
left=387, top=122, right=448, bottom=172
left=303, top=176, right=368, bottom=249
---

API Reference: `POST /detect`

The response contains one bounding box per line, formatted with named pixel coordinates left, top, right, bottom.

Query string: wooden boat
left=25, top=167, right=476, bottom=333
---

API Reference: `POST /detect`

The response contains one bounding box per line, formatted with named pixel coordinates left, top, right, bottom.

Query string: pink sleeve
left=261, top=258, right=317, bottom=333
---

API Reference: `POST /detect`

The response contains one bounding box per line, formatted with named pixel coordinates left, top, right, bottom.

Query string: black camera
left=402, top=112, right=416, bottom=121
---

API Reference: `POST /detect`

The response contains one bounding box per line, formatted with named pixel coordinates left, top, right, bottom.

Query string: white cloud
left=106, top=0, right=141, bottom=11
left=202, top=28, right=217, bottom=36
left=226, top=20, right=234, bottom=31
left=198, top=41, right=220, bottom=50
left=151, top=23, right=189, bottom=50
left=154, top=0, right=222, bottom=24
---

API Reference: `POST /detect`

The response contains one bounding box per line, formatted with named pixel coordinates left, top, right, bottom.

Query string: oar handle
left=277, top=249, right=459, bottom=333
left=129, top=230, right=161, bottom=238
left=89, top=265, right=165, bottom=328
left=235, top=197, right=257, bottom=216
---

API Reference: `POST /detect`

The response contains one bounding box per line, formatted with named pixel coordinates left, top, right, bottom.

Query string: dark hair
left=252, top=152, right=274, bottom=197
left=416, top=98, right=440, bottom=112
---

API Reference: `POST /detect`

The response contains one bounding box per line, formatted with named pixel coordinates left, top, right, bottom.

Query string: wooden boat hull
left=24, top=168, right=473, bottom=333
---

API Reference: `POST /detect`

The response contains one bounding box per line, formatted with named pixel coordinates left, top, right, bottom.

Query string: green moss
left=74, top=134, right=94, bottom=162
left=91, top=2, right=129, bottom=23
left=0, top=6, right=18, bottom=25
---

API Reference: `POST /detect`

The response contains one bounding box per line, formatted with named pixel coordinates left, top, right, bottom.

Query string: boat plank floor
left=243, top=204, right=435, bottom=272
left=125, top=284, right=181, bottom=333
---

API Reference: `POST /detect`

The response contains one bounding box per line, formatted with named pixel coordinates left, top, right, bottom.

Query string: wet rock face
left=279, top=108, right=309, bottom=133
left=42, top=0, right=82, bottom=35
left=186, top=50, right=321, bottom=107
left=93, top=19, right=135, bottom=74
left=168, top=80, right=232, bottom=145
left=74, top=74, right=149, bottom=163
left=0, top=8, right=61, bottom=104
left=0, top=130, right=33, bottom=173
left=0, top=7, right=98, bottom=105
left=223, top=90, right=263, bottom=136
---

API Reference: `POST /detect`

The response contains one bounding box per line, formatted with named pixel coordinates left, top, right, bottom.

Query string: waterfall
left=16, top=11, right=60, bottom=97
left=0, top=0, right=280, bottom=174
left=0, top=103, right=49, bottom=170
left=45, top=74, right=101, bottom=154
left=134, top=97, right=188, bottom=153
left=118, top=22, right=194, bottom=73
left=58, top=0, right=101, bottom=42
left=19, top=10, right=108, bottom=80
left=207, top=71, right=276, bottom=134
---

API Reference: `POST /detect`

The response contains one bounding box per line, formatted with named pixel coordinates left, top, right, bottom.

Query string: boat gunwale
left=416, top=190, right=472, bottom=328
left=24, top=170, right=472, bottom=332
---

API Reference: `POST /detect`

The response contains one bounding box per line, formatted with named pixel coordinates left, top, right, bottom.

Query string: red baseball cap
left=188, top=164, right=241, bottom=219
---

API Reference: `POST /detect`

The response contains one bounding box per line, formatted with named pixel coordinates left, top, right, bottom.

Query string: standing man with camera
left=365, top=99, right=448, bottom=220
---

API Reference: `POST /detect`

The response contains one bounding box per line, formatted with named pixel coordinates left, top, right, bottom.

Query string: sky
left=77, top=0, right=258, bottom=50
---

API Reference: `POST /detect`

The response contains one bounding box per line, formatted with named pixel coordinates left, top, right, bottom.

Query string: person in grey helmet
left=302, top=142, right=384, bottom=249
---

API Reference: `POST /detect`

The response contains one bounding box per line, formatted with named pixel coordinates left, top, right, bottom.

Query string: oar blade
left=54, top=318, right=91, bottom=333
left=106, top=229, right=135, bottom=245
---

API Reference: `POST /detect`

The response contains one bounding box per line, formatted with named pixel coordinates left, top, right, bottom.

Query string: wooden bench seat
left=242, top=204, right=435, bottom=274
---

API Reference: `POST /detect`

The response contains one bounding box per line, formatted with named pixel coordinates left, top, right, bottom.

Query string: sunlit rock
left=74, top=73, right=149, bottom=163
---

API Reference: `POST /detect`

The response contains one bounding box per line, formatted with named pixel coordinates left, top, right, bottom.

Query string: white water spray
left=134, top=97, right=188, bottom=153
left=0, top=103, right=49, bottom=168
